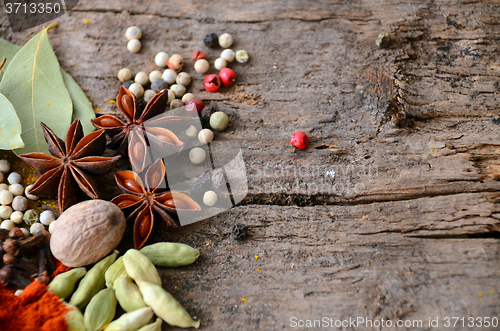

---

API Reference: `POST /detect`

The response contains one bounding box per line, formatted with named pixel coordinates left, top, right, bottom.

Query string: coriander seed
left=194, top=59, right=210, bottom=74
left=0, top=205, right=12, bottom=219
left=0, top=159, right=10, bottom=173
left=129, top=83, right=145, bottom=98
left=210, top=111, right=229, bottom=131
left=135, top=71, right=150, bottom=86
left=144, top=89, right=157, bottom=102
left=125, top=26, right=142, bottom=40
left=189, top=147, right=206, bottom=164
left=219, top=33, right=233, bottom=48
left=198, top=129, right=214, bottom=144
left=170, top=99, right=184, bottom=109
left=154, top=51, right=169, bottom=67
left=185, top=125, right=198, bottom=138
left=176, top=72, right=191, bottom=86
left=7, top=172, right=21, bottom=185
left=9, top=183, right=24, bottom=196
left=40, top=210, right=56, bottom=226
left=214, top=58, right=227, bottom=70
left=182, top=93, right=195, bottom=104
left=167, top=54, right=184, bottom=71
left=0, top=220, right=14, bottom=231
left=235, top=50, right=249, bottom=63
left=30, top=223, right=45, bottom=236
left=151, top=79, right=169, bottom=92
left=149, top=70, right=162, bottom=83
left=170, top=84, right=186, bottom=98
left=203, top=191, right=218, bottom=207
left=162, top=69, right=177, bottom=84
left=11, top=211, right=23, bottom=224
left=204, top=33, right=219, bottom=48
left=117, top=68, right=133, bottom=82
left=12, top=196, right=28, bottom=212
left=25, top=184, right=39, bottom=200
left=0, top=190, right=13, bottom=205
left=221, top=49, right=235, bottom=63
left=127, top=39, right=141, bottom=53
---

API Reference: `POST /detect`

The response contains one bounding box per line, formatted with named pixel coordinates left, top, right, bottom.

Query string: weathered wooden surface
left=1, top=0, right=500, bottom=330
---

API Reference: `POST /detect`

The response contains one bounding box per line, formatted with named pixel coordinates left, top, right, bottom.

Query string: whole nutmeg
left=50, top=200, right=126, bottom=267
left=167, top=54, right=184, bottom=72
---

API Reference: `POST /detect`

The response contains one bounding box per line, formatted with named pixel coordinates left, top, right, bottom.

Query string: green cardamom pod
left=84, top=288, right=117, bottom=331
left=48, top=267, right=87, bottom=299
left=137, top=318, right=162, bottom=331
left=138, top=281, right=200, bottom=329
left=104, top=307, right=153, bottom=331
left=140, top=242, right=200, bottom=267
left=64, top=303, right=86, bottom=331
left=70, top=250, right=118, bottom=310
left=114, top=275, right=147, bottom=312
left=123, top=249, right=161, bottom=286
left=105, top=256, right=126, bottom=288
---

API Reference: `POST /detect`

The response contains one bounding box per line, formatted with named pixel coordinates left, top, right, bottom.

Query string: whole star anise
left=111, top=159, right=201, bottom=249
left=19, top=119, right=121, bottom=212
left=91, top=86, right=193, bottom=172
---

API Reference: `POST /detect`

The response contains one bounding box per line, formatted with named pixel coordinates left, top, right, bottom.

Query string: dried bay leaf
left=0, top=92, right=24, bottom=150
left=0, top=38, right=21, bottom=74
left=61, top=69, right=95, bottom=135
left=0, top=26, right=72, bottom=155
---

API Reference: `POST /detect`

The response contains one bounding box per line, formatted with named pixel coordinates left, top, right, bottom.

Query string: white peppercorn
left=185, top=125, right=198, bottom=138
left=189, top=147, right=206, bottom=164
left=0, top=159, right=10, bottom=173
left=214, top=58, right=227, bottom=70
left=162, top=69, right=177, bottom=84
left=235, top=50, right=249, bottom=63
left=166, top=90, right=176, bottom=105
left=203, top=191, right=218, bottom=207
left=149, top=70, right=162, bottom=83
left=194, top=59, right=209, bottom=74
left=176, top=72, right=191, bottom=86
left=12, top=196, right=28, bottom=212
left=129, top=83, right=144, bottom=98
left=170, top=84, right=186, bottom=98
left=0, top=220, right=14, bottom=231
left=9, top=183, right=24, bottom=196
left=48, top=220, right=57, bottom=234
left=0, top=205, right=12, bottom=219
left=0, top=184, right=7, bottom=191
left=170, top=99, right=184, bottom=109
left=20, top=227, right=29, bottom=238
left=221, top=49, right=235, bottom=63
left=117, top=68, right=133, bottom=82
left=151, top=79, right=169, bottom=93
left=127, top=39, right=141, bottom=53
left=0, top=190, right=13, bottom=205
left=144, top=89, right=156, bottom=102
left=167, top=54, right=184, bottom=71
left=219, top=33, right=233, bottom=48
left=181, top=93, right=195, bottom=104
left=125, top=26, right=142, bottom=40
left=135, top=71, right=150, bottom=86
left=30, top=223, right=45, bottom=235
left=25, top=184, right=39, bottom=200
left=154, top=51, right=169, bottom=67
left=198, top=129, right=214, bottom=144
left=40, top=210, right=56, bottom=226
left=7, top=172, right=21, bottom=185
left=10, top=211, right=23, bottom=224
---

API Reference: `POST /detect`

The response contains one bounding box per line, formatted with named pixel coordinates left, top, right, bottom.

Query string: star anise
left=111, top=159, right=201, bottom=249
left=19, top=119, right=121, bottom=212
left=91, top=86, right=193, bottom=172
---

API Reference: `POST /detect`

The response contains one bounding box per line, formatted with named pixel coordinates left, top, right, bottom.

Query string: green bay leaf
left=0, top=38, right=22, bottom=72
left=0, top=92, right=24, bottom=150
left=61, top=69, right=95, bottom=135
left=0, top=27, right=73, bottom=155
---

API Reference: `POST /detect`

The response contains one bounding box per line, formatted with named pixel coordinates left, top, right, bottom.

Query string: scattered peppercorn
left=189, top=147, right=207, bottom=164
left=151, top=79, right=169, bottom=92
left=376, top=33, right=391, bottom=48
left=125, top=26, right=142, bottom=40
left=167, top=54, right=184, bottom=71
left=129, top=83, right=144, bottom=98
left=198, top=129, right=214, bottom=144
left=219, top=68, right=236, bottom=86
left=162, top=69, right=177, bottom=84
left=134, top=71, right=150, bottom=86
left=232, top=223, right=246, bottom=239
left=194, top=59, right=210, bottom=74
left=185, top=125, right=198, bottom=139
left=203, top=191, right=218, bottom=206
left=144, top=89, right=156, bottom=102
left=210, top=111, right=229, bottom=131
left=204, top=74, right=221, bottom=92
left=154, top=51, right=169, bottom=67
left=290, top=131, right=309, bottom=150
left=204, top=33, right=219, bottom=48
left=192, top=50, right=207, bottom=62
left=149, top=70, right=162, bottom=83
left=176, top=72, right=191, bottom=86
left=182, top=93, right=195, bottom=104
left=170, top=84, right=186, bottom=98
left=200, top=105, right=219, bottom=125
left=220, top=49, right=235, bottom=63
left=235, top=50, right=249, bottom=63
left=122, top=80, right=134, bottom=89
left=170, top=99, right=184, bottom=109
left=127, top=39, right=141, bottom=53
left=117, top=68, right=133, bottom=82
left=214, top=58, right=227, bottom=70
left=186, top=98, right=205, bottom=115
left=218, top=33, right=233, bottom=48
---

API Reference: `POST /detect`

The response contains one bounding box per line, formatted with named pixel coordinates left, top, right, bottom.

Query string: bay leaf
left=61, top=69, right=95, bottom=135
left=0, top=92, right=24, bottom=150
left=0, top=38, right=21, bottom=73
left=0, top=26, right=73, bottom=155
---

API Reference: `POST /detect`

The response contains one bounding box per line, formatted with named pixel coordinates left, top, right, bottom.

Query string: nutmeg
left=50, top=200, right=126, bottom=267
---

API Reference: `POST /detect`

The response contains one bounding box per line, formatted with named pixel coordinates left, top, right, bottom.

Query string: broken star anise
left=111, top=159, right=201, bottom=249
left=91, top=86, right=193, bottom=172
left=19, top=119, right=121, bottom=212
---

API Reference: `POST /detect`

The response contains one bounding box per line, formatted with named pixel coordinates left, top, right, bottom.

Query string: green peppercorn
left=210, top=111, right=229, bottom=131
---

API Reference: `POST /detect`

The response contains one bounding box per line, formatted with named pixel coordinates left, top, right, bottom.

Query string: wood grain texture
left=1, top=0, right=499, bottom=330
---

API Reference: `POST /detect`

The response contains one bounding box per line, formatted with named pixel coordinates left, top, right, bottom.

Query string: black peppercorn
left=200, top=105, right=219, bottom=125
left=137, top=97, right=147, bottom=111
left=122, top=80, right=134, bottom=89
left=204, top=33, right=219, bottom=48
left=151, top=79, right=169, bottom=93
left=232, top=223, right=246, bottom=239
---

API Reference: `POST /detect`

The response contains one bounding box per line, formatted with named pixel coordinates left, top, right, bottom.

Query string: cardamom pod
left=70, top=250, right=118, bottom=310
left=84, top=288, right=117, bottom=331
left=114, top=275, right=147, bottom=312
left=48, top=267, right=87, bottom=299
left=104, top=307, right=153, bottom=331
left=105, top=256, right=126, bottom=288
left=140, top=242, right=200, bottom=267
left=138, top=281, right=200, bottom=328
left=64, top=303, right=86, bottom=331
left=137, top=318, right=162, bottom=331
left=122, top=249, right=161, bottom=286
